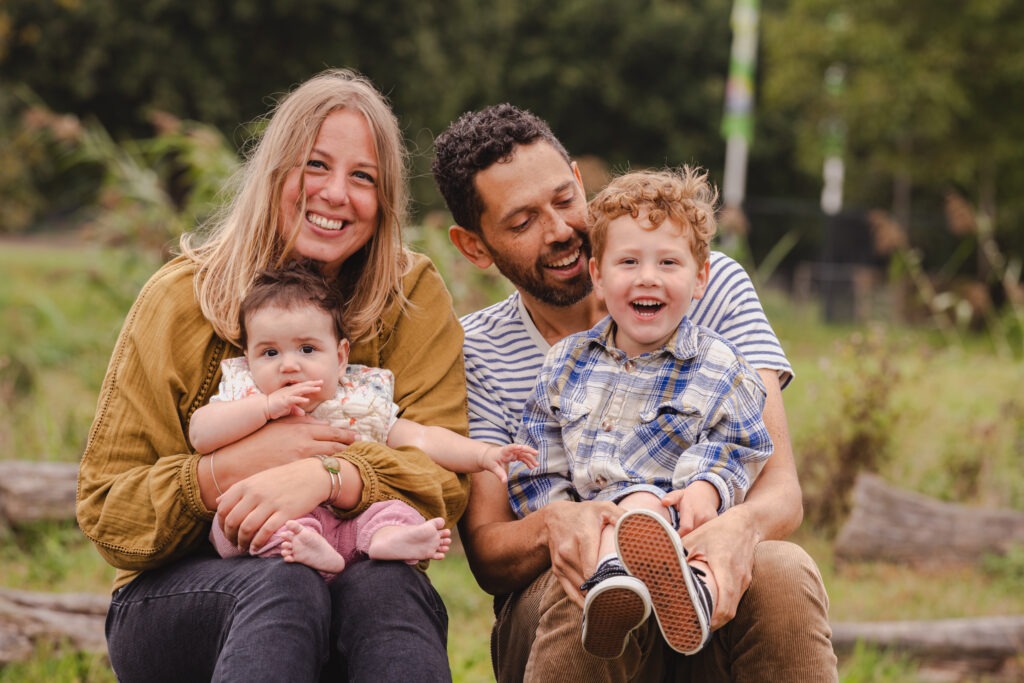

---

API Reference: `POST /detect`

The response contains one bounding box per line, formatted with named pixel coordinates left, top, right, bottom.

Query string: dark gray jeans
left=106, top=551, right=451, bottom=682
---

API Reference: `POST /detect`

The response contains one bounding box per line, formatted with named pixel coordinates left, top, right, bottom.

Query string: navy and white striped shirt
left=460, top=251, right=792, bottom=448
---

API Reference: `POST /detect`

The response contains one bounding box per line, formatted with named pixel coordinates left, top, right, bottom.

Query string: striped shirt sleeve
left=689, top=252, right=793, bottom=388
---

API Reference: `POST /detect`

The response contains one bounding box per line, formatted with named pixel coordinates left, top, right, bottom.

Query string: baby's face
left=590, top=211, right=709, bottom=358
left=244, top=304, right=345, bottom=406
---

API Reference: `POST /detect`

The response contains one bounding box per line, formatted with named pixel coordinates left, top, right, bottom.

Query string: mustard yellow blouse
left=77, top=253, right=470, bottom=591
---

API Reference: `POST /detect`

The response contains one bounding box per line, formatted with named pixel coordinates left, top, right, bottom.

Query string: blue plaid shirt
left=508, top=316, right=773, bottom=518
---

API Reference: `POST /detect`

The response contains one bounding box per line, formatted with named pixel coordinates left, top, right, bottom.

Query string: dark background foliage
left=2, top=0, right=1022, bottom=278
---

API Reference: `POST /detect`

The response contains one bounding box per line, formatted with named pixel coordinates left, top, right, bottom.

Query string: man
left=432, top=103, right=837, bottom=681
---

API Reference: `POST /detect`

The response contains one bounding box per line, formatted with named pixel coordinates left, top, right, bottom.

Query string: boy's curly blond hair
left=588, top=166, right=718, bottom=267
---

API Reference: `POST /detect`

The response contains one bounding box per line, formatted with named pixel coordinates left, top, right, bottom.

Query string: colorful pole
left=721, top=0, right=760, bottom=209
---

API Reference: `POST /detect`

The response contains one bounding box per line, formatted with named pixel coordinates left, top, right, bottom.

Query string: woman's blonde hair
left=180, top=68, right=410, bottom=344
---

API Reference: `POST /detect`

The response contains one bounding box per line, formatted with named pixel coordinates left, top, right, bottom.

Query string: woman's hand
left=216, top=416, right=357, bottom=478
left=234, top=414, right=356, bottom=461
left=215, top=457, right=330, bottom=552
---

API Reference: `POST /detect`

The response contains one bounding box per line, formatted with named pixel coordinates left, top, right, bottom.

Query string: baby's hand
left=478, top=443, right=539, bottom=483
left=663, top=480, right=720, bottom=536
left=265, top=380, right=323, bottom=420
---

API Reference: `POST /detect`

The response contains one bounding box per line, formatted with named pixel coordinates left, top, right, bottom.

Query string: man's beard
left=489, top=242, right=593, bottom=307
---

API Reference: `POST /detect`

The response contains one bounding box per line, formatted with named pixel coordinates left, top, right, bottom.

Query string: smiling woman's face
left=278, top=108, right=380, bottom=276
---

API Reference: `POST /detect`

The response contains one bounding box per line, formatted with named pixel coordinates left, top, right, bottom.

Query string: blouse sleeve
left=76, top=259, right=225, bottom=579
left=339, top=253, right=470, bottom=528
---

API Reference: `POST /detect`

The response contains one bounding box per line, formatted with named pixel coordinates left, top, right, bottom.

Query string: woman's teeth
left=308, top=213, right=345, bottom=230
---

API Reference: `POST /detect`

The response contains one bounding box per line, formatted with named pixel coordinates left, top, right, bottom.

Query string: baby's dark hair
left=238, top=261, right=346, bottom=348
left=432, top=103, right=570, bottom=233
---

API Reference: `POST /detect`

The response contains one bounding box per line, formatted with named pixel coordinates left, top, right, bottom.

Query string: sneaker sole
left=615, top=510, right=708, bottom=655
left=582, top=580, right=649, bottom=659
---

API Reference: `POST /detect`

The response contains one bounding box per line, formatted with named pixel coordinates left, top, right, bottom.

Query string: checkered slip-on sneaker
left=614, top=509, right=713, bottom=655
left=580, top=559, right=652, bottom=659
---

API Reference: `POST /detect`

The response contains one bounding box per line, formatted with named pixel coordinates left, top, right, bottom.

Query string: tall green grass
left=2, top=240, right=1023, bottom=682
left=0, top=242, right=158, bottom=462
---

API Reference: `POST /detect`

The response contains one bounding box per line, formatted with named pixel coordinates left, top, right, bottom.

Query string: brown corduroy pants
left=491, top=540, right=838, bottom=682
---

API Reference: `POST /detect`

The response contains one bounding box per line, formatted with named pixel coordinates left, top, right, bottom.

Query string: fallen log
left=0, top=461, right=78, bottom=527
left=831, top=616, right=1024, bottom=679
left=0, top=588, right=108, bottom=664
left=834, top=473, right=1024, bottom=566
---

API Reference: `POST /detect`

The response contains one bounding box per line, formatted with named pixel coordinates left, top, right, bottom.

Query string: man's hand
left=543, top=499, right=623, bottom=608
left=680, top=504, right=760, bottom=629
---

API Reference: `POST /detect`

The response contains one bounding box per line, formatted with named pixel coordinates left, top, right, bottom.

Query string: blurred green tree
left=761, top=0, right=1024, bottom=262
left=0, top=0, right=738, bottom=213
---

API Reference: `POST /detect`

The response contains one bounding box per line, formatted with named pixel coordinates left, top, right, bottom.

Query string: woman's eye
left=306, top=159, right=327, bottom=170
left=353, top=170, right=376, bottom=184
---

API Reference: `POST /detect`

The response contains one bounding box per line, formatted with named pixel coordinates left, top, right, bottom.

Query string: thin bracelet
left=209, top=453, right=224, bottom=496
left=331, top=469, right=344, bottom=507
left=327, top=468, right=340, bottom=506
left=332, top=468, right=344, bottom=507
left=327, top=470, right=339, bottom=506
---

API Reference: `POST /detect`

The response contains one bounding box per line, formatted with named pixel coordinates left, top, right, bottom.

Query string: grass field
left=2, top=238, right=1023, bottom=682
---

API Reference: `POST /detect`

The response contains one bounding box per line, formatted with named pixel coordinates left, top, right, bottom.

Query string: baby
left=191, top=262, right=536, bottom=578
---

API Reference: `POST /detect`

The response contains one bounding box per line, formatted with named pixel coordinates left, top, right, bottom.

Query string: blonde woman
left=77, top=69, right=468, bottom=682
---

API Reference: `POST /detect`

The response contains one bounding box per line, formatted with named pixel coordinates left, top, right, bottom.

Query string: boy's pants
left=492, top=540, right=838, bottom=682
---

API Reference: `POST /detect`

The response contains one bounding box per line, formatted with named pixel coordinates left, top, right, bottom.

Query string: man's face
left=473, top=142, right=592, bottom=307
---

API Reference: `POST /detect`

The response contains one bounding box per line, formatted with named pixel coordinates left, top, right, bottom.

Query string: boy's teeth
left=308, top=213, right=344, bottom=230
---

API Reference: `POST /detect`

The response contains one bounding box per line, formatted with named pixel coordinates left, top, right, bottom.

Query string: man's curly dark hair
left=431, top=103, right=571, bottom=234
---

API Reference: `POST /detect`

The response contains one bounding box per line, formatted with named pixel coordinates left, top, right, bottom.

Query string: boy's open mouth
left=631, top=299, right=664, bottom=316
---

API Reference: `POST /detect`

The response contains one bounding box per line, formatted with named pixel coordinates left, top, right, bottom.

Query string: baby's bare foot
left=280, top=520, right=346, bottom=575
left=367, top=518, right=452, bottom=563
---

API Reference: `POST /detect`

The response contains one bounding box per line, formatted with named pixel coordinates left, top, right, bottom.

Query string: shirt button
left=595, top=476, right=608, bottom=487
left=624, top=360, right=636, bottom=373
left=602, top=418, right=613, bottom=431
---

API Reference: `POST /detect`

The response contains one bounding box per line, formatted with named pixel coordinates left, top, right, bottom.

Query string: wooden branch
left=834, top=473, right=1024, bottom=566
left=832, top=616, right=1024, bottom=676
left=0, top=588, right=107, bottom=664
left=0, top=461, right=78, bottom=526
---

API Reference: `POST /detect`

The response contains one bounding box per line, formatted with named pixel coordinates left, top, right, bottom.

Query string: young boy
left=191, top=263, right=536, bottom=579
left=507, top=167, right=773, bottom=658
